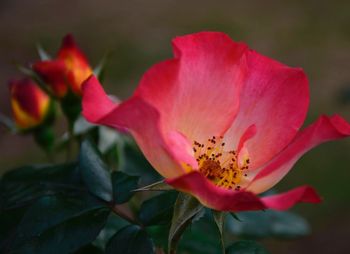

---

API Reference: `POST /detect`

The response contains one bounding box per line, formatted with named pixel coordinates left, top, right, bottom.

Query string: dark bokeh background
left=0, top=0, right=349, bottom=253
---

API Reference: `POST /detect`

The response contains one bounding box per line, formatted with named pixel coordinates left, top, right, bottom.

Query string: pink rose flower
left=82, top=32, right=350, bottom=212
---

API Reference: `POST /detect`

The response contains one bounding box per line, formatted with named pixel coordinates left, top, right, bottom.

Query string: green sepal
left=168, top=193, right=203, bottom=254
left=93, top=51, right=113, bottom=83
left=134, top=180, right=173, bottom=192
left=33, top=125, right=55, bottom=152
left=36, top=44, right=52, bottom=61
left=60, top=91, right=82, bottom=125
left=212, top=210, right=227, bottom=253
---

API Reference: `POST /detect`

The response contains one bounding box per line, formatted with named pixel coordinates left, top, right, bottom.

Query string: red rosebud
left=33, top=34, right=92, bottom=97
left=9, top=78, right=51, bottom=129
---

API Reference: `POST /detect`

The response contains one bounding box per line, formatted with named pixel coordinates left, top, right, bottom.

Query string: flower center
left=193, top=136, right=249, bottom=190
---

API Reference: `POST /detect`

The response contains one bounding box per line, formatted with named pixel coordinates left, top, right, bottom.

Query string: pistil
left=193, top=136, right=249, bottom=190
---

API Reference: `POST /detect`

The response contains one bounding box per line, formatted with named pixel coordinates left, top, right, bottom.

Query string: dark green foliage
left=0, top=139, right=115, bottom=253
left=79, top=140, right=113, bottom=202
left=168, top=193, right=204, bottom=253
left=226, top=240, right=270, bottom=254
left=14, top=195, right=106, bottom=246
left=139, top=191, right=178, bottom=226
left=112, top=171, right=139, bottom=204
left=178, top=210, right=222, bottom=254
left=93, top=213, right=130, bottom=250
left=14, top=208, right=109, bottom=254
left=0, top=136, right=310, bottom=254
left=105, top=225, right=154, bottom=254
left=0, top=162, right=82, bottom=210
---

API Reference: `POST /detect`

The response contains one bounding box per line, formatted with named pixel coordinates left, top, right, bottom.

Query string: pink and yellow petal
left=135, top=32, right=248, bottom=143
left=224, top=50, right=309, bottom=170
left=247, top=115, right=350, bottom=194
left=82, top=76, right=195, bottom=178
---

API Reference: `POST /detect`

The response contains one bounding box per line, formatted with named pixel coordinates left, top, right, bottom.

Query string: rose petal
left=261, top=185, right=321, bottom=210
left=82, top=76, right=117, bottom=124
left=135, top=31, right=248, bottom=143
left=247, top=115, right=350, bottom=193
left=166, top=171, right=320, bottom=211
left=224, top=50, right=309, bottom=170
left=166, top=171, right=265, bottom=211
left=82, top=76, right=195, bottom=178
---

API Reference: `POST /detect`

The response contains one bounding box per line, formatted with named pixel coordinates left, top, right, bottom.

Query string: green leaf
left=37, top=44, right=52, bottom=60
left=139, top=191, right=178, bottom=226
left=93, top=213, right=129, bottom=250
left=112, top=171, right=139, bottom=204
left=212, top=211, right=227, bottom=253
left=15, top=208, right=110, bottom=254
left=146, top=225, right=169, bottom=250
left=226, top=240, right=270, bottom=254
left=227, top=210, right=310, bottom=239
left=168, top=193, right=203, bottom=253
left=0, top=163, right=83, bottom=210
left=105, top=225, right=154, bottom=254
left=178, top=210, right=222, bottom=254
left=79, top=140, right=113, bottom=202
left=14, top=195, right=106, bottom=245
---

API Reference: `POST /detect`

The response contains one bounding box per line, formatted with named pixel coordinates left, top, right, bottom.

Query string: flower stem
left=111, top=204, right=143, bottom=227
left=66, top=120, right=74, bottom=161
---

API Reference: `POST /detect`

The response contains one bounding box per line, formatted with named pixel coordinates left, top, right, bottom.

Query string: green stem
left=66, top=120, right=74, bottom=161
left=111, top=204, right=143, bottom=227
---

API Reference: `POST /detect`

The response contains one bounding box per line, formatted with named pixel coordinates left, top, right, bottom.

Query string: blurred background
left=0, top=0, right=349, bottom=253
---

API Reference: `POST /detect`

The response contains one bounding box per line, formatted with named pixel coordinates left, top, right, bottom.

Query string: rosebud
left=33, top=34, right=93, bottom=97
left=9, top=78, right=51, bottom=130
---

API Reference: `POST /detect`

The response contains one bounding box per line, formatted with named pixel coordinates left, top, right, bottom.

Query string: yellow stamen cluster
left=193, top=136, right=249, bottom=191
